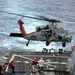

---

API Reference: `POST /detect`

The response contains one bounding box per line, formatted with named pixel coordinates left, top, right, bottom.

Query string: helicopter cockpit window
left=64, top=30, right=69, bottom=34
left=56, top=28, right=64, bottom=34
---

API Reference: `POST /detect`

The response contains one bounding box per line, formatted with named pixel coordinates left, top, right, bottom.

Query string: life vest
left=32, top=59, right=38, bottom=66
left=8, top=61, right=14, bottom=68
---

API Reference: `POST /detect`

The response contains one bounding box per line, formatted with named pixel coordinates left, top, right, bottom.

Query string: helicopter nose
left=58, top=34, right=72, bottom=42
left=64, top=35, right=72, bottom=42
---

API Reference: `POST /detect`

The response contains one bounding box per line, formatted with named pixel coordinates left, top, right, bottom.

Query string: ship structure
left=67, top=46, right=75, bottom=75
left=0, top=49, right=72, bottom=75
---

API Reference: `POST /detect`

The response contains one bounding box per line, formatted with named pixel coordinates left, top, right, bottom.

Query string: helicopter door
left=44, top=30, right=52, bottom=38
left=45, top=30, right=52, bottom=46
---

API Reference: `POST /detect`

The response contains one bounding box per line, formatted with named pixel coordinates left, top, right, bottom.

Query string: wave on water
left=0, top=0, right=75, bottom=52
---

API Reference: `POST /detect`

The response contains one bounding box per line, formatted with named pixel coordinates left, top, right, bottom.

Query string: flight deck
left=4, top=50, right=72, bottom=75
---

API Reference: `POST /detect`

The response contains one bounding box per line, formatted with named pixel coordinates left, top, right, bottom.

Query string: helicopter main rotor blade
left=0, top=11, right=75, bottom=24
left=0, top=11, right=61, bottom=22
left=0, top=11, right=45, bottom=21
left=0, top=11, right=51, bottom=21
left=37, top=15, right=61, bottom=22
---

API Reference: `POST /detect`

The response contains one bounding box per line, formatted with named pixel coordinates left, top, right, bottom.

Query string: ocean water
left=0, top=0, right=75, bottom=52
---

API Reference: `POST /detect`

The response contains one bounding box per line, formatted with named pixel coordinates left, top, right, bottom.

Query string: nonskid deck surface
left=5, top=51, right=71, bottom=75
left=7, top=71, right=70, bottom=75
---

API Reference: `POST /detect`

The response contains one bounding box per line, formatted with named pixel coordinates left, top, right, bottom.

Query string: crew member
left=32, top=58, right=38, bottom=71
left=8, top=61, right=15, bottom=73
left=38, top=57, right=45, bottom=70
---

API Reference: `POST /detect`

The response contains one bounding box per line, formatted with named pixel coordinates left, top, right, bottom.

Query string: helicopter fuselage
left=10, top=20, right=72, bottom=47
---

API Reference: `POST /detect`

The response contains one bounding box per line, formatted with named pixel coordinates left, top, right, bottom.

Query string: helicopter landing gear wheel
left=37, top=27, right=40, bottom=31
left=46, top=41, right=49, bottom=46
left=62, top=42, right=66, bottom=47
left=26, top=40, right=30, bottom=46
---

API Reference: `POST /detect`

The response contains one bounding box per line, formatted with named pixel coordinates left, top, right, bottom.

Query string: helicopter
left=0, top=11, right=72, bottom=47
left=10, top=19, right=72, bottom=47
